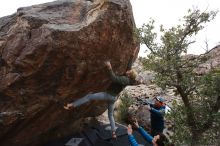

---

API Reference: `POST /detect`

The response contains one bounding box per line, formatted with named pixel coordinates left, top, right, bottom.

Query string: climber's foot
left=63, top=103, right=74, bottom=110
left=112, top=131, right=117, bottom=139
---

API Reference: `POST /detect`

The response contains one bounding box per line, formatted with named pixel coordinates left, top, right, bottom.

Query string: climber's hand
left=104, top=61, right=112, bottom=70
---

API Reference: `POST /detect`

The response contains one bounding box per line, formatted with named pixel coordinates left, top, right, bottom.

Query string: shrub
left=117, top=91, right=134, bottom=123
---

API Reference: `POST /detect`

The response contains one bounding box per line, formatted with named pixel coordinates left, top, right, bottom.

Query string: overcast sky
left=0, top=0, right=219, bottom=56
left=130, top=0, right=220, bottom=56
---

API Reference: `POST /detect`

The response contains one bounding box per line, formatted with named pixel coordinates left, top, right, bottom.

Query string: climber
left=63, top=47, right=140, bottom=139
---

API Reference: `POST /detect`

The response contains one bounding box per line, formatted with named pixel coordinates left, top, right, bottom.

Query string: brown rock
left=0, top=0, right=138, bottom=145
left=183, top=45, right=220, bottom=75
left=195, top=45, right=220, bottom=74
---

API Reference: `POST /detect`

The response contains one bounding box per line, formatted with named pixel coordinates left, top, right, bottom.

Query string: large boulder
left=0, top=0, right=138, bottom=145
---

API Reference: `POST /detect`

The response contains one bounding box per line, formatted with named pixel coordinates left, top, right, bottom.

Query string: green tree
left=117, top=91, right=134, bottom=123
left=137, top=9, right=220, bottom=145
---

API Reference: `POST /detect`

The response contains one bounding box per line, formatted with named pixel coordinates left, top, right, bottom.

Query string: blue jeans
left=71, top=92, right=117, bottom=132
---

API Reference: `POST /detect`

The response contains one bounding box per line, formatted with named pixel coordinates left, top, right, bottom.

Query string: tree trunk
left=191, top=131, right=201, bottom=146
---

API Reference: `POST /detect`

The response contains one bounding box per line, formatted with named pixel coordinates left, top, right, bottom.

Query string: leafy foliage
left=137, top=8, right=220, bottom=145
left=117, top=92, right=134, bottom=123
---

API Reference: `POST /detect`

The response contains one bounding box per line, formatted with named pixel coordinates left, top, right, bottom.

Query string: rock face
left=195, top=45, right=220, bottom=74
left=0, top=0, right=138, bottom=145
